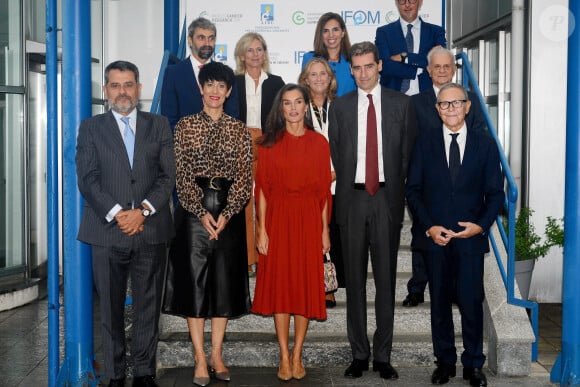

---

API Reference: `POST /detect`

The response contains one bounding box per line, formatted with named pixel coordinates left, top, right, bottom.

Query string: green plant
left=511, top=208, right=564, bottom=261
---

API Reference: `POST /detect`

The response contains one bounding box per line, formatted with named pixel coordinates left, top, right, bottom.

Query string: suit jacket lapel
left=103, top=111, right=133, bottom=171
left=455, top=129, right=476, bottom=186
left=347, top=92, right=358, bottom=167
left=133, top=111, right=150, bottom=169
left=432, top=129, right=451, bottom=183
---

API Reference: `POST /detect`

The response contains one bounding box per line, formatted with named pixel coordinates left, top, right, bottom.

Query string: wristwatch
left=400, top=52, right=408, bottom=63
left=140, top=206, right=151, bottom=218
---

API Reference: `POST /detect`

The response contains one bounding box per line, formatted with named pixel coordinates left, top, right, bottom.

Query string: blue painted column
left=551, top=1, right=580, bottom=385
left=56, top=0, right=98, bottom=385
left=45, top=0, right=59, bottom=386
left=164, top=0, right=180, bottom=55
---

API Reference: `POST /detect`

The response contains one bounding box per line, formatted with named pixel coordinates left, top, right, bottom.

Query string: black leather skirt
left=162, top=205, right=251, bottom=318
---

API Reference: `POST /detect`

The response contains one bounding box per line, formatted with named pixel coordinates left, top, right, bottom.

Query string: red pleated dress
left=252, top=129, right=331, bottom=320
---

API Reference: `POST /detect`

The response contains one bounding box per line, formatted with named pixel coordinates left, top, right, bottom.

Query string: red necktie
left=365, top=94, right=379, bottom=196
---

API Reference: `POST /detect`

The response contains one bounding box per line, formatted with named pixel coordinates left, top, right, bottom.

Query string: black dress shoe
left=344, top=359, right=369, bottom=378
left=108, top=378, right=125, bottom=387
left=431, top=362, right=456, bottom=384
left=325, top=299, right=337, bottom=308
left=132, top=375, right=158, bottom=387
left=463, top=367, right=487, bottom=386
left=372, top=361, right=399, bottom=380
left=402, top=292, right=424, bottom=307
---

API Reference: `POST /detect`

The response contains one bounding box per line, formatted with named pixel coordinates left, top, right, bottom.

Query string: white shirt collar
left=357, top=82, right=381, bottom=99
left=399, top=16, right=421, bottom=32
left=443, top=122, right=467, bottom=137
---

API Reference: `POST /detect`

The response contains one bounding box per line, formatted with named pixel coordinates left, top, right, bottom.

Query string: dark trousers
left=92, top=238, right=167, bottom=379
left=407, top=248, right=429, bottom=294
left=340, top=188, right=400, bottom=363
left=329, top=195, right=345, bottom=287
left=424, top=241, right=486, bottom=368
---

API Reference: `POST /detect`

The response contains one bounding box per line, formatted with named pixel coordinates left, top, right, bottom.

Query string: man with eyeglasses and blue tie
left=406, top=83, right=504, bottom=386
left=375, top=0, right=446, bottom=95
left=76, top=61, right=175, bottom=387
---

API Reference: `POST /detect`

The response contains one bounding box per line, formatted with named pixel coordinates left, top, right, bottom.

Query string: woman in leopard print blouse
left=163, top=62, right=252, bottom=386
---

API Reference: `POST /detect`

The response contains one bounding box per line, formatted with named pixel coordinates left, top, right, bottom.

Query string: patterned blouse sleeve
left=174, top=119, right=206, bottom=218
left=222, top=121, right=252, bottom=219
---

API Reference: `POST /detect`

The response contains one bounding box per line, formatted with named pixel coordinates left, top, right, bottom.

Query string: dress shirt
left=190, top=56, right=211, bottom=83
left=399, top=17, right=422, bottom=96
left=106, top=109, right=155, bottom=222
left=244, top=71, right=268, bottom=128
left=443, top=122, right=467, bottom=165
left=355, top=83, right=384, bottom=184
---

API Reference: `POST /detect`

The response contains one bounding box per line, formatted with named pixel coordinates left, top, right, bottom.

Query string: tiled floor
left=0, top=299, right=561, bottom=386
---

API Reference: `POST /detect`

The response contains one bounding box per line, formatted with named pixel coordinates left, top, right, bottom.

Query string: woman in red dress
left=252, top=84, right=331, bottom=381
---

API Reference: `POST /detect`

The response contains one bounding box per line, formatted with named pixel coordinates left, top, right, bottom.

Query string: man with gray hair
left=402, top=47, right=487, bottom=308
left=406, top=83, right=504, bottom=386
left=161, top=17, right=239, bottom=129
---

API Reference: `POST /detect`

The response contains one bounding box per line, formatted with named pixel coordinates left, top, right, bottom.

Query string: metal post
left=46, top=0, right=59, bottom=386
left=550, top=1, right=580, bottom=384
left=164, top=0, right=180, bottom=55
left=57, top=0, right=98, bottom=385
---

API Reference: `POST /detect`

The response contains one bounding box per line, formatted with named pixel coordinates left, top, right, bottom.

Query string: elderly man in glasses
left=375, top=0, right=446, bottom=95
left=402, top=47, right=489, bottom=309
left=405, top=83, right=504, bottom=386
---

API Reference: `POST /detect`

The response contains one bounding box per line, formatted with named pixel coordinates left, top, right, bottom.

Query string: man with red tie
left=328, top=41, right=417, bottom=381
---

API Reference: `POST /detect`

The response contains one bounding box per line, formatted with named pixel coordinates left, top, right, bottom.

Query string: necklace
left=311, top=99, right=327, bottom=128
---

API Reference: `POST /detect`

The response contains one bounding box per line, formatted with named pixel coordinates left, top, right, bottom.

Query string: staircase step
left=157, top=330, right=477, bottom=369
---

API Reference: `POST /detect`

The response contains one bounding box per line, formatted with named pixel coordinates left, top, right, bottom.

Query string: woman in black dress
left=163, top=62, right=252, bottom=386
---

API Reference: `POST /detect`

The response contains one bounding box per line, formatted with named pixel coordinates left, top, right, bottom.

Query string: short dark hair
left=188, top=17, right=216, bottom=38
left=349, top=41, right=380, bottom=64
left=198, top=61, right=235, bottom=90
left=104, top=60, right=139, bottom=84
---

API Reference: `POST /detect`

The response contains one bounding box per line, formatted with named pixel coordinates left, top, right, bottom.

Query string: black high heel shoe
left=209, top=365, right=231, bottom=382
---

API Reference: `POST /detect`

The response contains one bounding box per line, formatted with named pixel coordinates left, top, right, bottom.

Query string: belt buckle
left=209, top=176, right=224, bottom=191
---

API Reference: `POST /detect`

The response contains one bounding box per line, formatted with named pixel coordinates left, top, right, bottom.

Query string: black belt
left=353, top=182, right=385, bottom=190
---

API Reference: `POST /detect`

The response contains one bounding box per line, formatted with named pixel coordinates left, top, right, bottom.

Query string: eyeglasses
left=397, top=0, right=418, bottom=5
left=436, top=100, right=467, bottom=110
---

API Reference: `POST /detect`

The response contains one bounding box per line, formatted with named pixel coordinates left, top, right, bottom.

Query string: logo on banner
left=292, top=11, right=306, bottom=25
left=341, top=10, right=381, bottom=26
left=261, top=4, right=274, bottom=24
left=215, top=45, right=227, bottom=62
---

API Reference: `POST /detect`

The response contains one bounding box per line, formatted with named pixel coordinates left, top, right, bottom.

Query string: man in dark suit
left=406, top=83, right=504, bottom=386
left=375, top=0, right=446, bottom=95
left=328, top=41, right=416, bottom=381
left=76, top=61, right=175, bottom=387
left=403, top=47, right=488, bottom=307
left=160, top=17, right=239, bottom=129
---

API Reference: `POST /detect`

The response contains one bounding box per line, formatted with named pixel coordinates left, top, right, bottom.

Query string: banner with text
left=184, top=1, right=444, bottom=83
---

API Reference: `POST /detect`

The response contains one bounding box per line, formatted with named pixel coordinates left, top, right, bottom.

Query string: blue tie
left=400, top=23, right=414, bottom=93
left=121, top=116, right=134, bottom=168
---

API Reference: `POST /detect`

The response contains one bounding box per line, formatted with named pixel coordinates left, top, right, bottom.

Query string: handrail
left=456, top=52, right=538, bottom=361
left=150, top=18, right=187, bottom=114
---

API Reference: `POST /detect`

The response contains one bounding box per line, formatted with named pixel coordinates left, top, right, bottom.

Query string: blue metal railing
left=457, top=52, right=538, bottom=361
left=151, top=18, right=187, bottom=114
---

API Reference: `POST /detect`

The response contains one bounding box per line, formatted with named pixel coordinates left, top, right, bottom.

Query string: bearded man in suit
left=328, top=41, right=416, bottom=381
left=76, top=60, right=175, bottom=387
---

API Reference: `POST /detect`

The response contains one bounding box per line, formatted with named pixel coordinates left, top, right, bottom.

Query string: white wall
left=527, top=1, right=568, bottom=302
left=102, top=0, right=165, bottom=109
